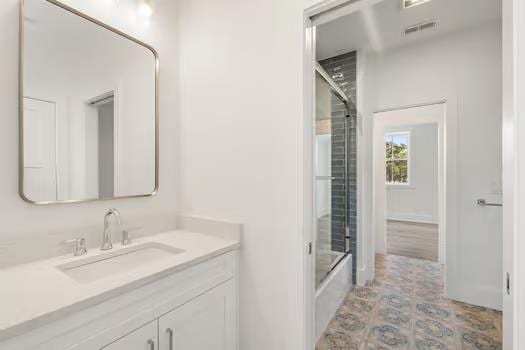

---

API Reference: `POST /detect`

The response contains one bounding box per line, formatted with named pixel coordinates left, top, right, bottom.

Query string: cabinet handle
left=147, top=339, right=155, bottom=350
left=166, top=328, right=174, bottom=350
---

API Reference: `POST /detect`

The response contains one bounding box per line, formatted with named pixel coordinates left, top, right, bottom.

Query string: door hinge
left=506, top=272, right=511, bottom=295
left=308, top=242, right=313, bottom=255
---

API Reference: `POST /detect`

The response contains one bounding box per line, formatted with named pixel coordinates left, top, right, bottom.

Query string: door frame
left=502, top=0, right=521, bottom=348
left=372, top=102, right=448, bottom=266
left=303, top=0, right=521, bottom=349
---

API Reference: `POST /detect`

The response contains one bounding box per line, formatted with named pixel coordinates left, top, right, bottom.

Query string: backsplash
left=0, top=213, right=177, bottom=268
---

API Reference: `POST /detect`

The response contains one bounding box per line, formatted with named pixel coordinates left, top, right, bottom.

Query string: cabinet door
left=158, top=279, right=237, bottom=350
left=101, top=320, right=158, bottom=350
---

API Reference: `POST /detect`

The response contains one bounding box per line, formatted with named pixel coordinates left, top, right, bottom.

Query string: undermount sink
left=57, top=242, right=185, bottom=283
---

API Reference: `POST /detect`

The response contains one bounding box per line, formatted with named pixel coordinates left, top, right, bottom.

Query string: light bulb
left=137, top=1, right=153, bottom=18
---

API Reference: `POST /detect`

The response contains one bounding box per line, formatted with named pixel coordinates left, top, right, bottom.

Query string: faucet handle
left=121, top=226, right=141, bottom=245
left=65, top=238, right=88, bottom=256
left=121, top=230, right=132, bottom=245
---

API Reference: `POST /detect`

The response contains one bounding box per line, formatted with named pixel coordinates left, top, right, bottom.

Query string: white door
left=101, top=321, right=157, bottom=350
left=158, top=280, right=237, bottom=350
left=23, top=98, right=57, bottom=202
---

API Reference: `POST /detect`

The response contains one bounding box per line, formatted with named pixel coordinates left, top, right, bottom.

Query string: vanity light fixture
left=403, top=0, right=432, bottom=9
left=137, top=0, right=154, bottom=18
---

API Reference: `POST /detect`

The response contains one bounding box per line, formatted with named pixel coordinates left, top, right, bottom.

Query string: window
left=385, top=132, right=409, bottom=184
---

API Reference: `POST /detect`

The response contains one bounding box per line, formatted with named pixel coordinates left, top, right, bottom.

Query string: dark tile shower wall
left=319, top=51, right=358, bottom=284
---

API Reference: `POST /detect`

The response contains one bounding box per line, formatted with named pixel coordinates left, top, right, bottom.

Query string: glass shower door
left=315, top=71, right=350, bottom=288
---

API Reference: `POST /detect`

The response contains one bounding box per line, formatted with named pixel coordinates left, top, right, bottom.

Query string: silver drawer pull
left=147, top=339, right=155, bottom=350
left=166, top=328, right=174, bottom=350
left=477, top=199, right=503, bottom=207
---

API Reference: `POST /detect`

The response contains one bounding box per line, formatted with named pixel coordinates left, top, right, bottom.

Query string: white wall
left=385, top=124, right=439, bottom=224
left=0, top=0, right=179, bottom=266
left=1, top=0, right=325, bottom=348
left=363, top=22, right=503, bottom=309
left=178, top=0, right=312, bottom=348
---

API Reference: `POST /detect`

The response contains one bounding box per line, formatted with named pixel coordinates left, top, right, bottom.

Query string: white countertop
left=0, top=229, right=240, bottom=341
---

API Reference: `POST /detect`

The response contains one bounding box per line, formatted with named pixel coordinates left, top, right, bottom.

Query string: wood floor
left=386, top=220, right=439, bottom=262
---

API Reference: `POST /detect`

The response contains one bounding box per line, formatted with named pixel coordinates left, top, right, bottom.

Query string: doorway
left=384, top=125, right=439, bottom=262
left=22, top=97, right=58, bottom=202
left=304, top=0, right=509, bottom=349
left=84, top=91, right=116, bottom=199
left=374, top=103, right=446, bottom=266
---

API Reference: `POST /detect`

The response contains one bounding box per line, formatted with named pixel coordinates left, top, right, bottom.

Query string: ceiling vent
left=403, top=0, right=432, bottom=9
left=404, top=19, right=438, bottom=36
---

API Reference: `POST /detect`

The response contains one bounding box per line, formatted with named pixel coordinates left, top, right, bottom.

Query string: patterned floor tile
left=415, top=303, right=452, bottom=322
left=352, top=286, right=381, bottom=302
left=413, top=335, right=453, bottom=350
left=414, top=318, right=456, bottom=347
left=458, top=328, right=502, bottom=350
left=380, top=293, right=412, bottom=311
left=316, top=254, right=503, bottom=350
left=376, top=307, right=412, bottom=330
left=317, top=329, right=361, bottom=350
left=369, top=323, right=410, bottom=349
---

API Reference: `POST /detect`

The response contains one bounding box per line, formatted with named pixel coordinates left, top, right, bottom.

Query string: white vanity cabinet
left=0, top=250, right=239, bottom=350
left=158, top=279, right=236, bottom=350
left=93, top=280, right=236, bottom=350
left=100, top=321, right=157, bottom=350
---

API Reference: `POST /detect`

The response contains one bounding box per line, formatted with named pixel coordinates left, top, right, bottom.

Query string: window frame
left=385, top=131, right=411, bottom=187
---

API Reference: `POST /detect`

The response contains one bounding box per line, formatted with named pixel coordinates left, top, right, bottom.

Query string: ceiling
left=316, top=0, right=502, bottom=60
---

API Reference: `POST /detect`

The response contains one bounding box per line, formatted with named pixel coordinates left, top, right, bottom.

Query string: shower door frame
left=314, top=63, right=352, bottom=287
left=302, top=3, right=361, bottom=349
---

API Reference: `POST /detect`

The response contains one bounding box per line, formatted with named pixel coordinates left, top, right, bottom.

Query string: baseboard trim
left=356, top=265, right=372, bottom=286
left=387, top=213, right=438, bottom=224
left=446, top=281, right=502, bottom=311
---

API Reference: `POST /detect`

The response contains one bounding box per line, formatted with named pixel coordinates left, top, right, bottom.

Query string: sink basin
left=57, top=242, right=185, bottom=283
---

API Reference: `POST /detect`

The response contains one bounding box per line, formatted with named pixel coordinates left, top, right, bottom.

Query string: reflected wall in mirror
left=20, top=0, right=158, bottom=204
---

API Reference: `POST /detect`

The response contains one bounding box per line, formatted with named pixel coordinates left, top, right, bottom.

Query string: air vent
left=404, top=19, right=438, bottom=36
left=403, top=0, right=431, bottom=9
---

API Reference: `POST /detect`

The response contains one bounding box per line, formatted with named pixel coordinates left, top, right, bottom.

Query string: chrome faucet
left=65, top=238, right=88, bottom=256
left=101, top=208, right=121, bottom=250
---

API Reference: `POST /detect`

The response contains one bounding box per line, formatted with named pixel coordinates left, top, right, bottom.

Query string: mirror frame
left=19, top=0, right=160, bottom=205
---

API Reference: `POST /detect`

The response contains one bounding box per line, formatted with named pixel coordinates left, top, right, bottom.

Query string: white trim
left=373, top=102, right=449, bottom=266
left=302, top=11, right=316, bottom=350
left=303, top=3, right=374, bottom=349
left=387, top=214, right=438, bottom=225
left=310, top=0, right=385, bottom=26
left=80, top=104, right=87, bottom=198
left=502, top=0, right=520, bottom=347
left=113, top=86, right=120, bottom=197
left=356, top=265, right=368, bottom=286
left=355, top=49, right=368, bottom=285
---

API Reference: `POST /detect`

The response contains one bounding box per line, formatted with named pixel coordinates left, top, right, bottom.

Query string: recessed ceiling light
left=403, top=0, right=432, bottom=9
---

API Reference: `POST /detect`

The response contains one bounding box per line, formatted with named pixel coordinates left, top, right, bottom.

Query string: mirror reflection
left=21, top=0, right=158, bottom=204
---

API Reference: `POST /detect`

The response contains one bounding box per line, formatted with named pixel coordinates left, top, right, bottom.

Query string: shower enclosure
left=314, top=63, right=354, bottom=288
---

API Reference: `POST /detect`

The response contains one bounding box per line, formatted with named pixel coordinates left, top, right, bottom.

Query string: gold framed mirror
left=19, top=0, right=159, bottom=205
